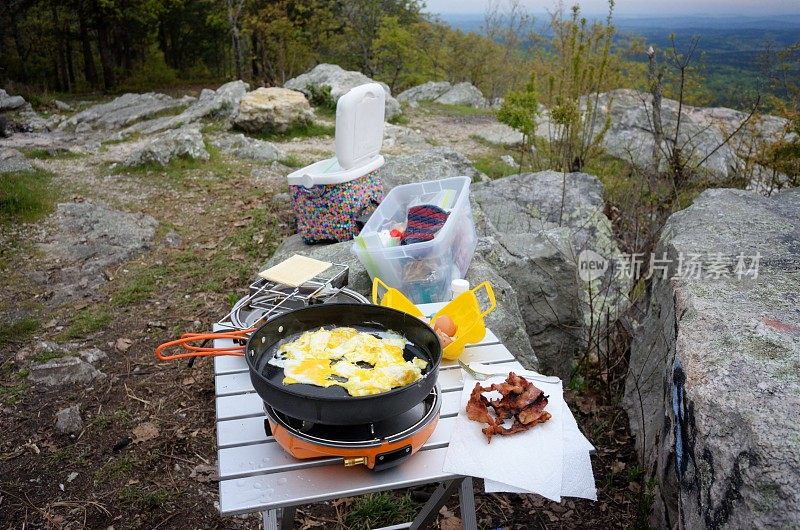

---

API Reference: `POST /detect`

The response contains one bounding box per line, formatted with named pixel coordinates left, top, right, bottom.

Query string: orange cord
left=154, top=328, right=255, bottom=361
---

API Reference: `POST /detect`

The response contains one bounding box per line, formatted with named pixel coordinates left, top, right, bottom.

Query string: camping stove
left=219, top=263, right=368, bottom=330
left=264, top=387, right=441, bottom=471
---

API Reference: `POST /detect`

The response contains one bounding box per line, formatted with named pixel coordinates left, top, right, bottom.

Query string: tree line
left=0, top=0, right=632, bottom=100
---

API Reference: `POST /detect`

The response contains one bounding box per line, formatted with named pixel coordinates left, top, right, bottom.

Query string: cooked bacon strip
left=466, top=383, right=496, bottom=427
left=465, top=372, right=551, bottom=443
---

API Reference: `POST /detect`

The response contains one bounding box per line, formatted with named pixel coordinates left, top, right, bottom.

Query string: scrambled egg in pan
left=268, top=327, right=428, bottom=396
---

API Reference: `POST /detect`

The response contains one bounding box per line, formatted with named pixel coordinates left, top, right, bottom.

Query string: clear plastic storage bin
left=352, top=176, right=477, bottom=304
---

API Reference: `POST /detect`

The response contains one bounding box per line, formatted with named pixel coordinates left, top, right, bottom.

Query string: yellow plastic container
left=372, top=277, right=496, bottom=360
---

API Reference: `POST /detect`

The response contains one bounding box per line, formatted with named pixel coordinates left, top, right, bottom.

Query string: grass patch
left=90, top=409, right=132, bottom=429
left=0, top=382, right=28, bottom=406
left=58, top=308, right=111, bottom=341
left=389, top=113, right=410, bottom=125
left=345, top=492, right=418, bottom=530
left=0, top=318, right=39, bottom=347
left=472, top=154, right=517, bottom=179
left=419, top=101, right=495, bottom=118
left=32, top=350, right=63, bottom=363
left=0, top=169, right=56, bottom=223
left=95, top=455, right=135, bottom=483
left=111, top=206, right=280, bottom=306
left=249, top=122, right=334, bottom=142
left=279, top=154, right=304, bottom=168
left=113, top=143, right=237, bottom=183
left=23, top=148, right=87, bottom=160
left=118, top=486, right=174, bottom=509
left=102, top=132, right=142, bottom=146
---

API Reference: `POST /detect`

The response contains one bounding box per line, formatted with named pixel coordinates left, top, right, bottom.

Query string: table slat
left=219, top=446, right=456, bottom=515
left=218, top=416, right=458, bottom=480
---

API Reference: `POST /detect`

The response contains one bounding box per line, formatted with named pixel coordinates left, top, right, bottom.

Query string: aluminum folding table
left=214, top=301, right=527, bottom=529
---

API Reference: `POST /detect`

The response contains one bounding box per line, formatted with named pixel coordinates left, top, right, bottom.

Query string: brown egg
left=433, top=315, right=458, bottom=337
left=435, top=328, right=454, bottom=349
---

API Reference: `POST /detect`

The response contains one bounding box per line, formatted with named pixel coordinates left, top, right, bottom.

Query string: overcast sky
left=424, top=0, right=800, bottom=16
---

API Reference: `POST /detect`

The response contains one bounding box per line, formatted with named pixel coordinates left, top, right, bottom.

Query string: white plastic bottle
left=450, top=279, right=469, bottom=300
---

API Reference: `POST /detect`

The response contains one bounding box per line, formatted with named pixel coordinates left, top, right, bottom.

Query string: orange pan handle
left=154, top=328, right=255, bottom=361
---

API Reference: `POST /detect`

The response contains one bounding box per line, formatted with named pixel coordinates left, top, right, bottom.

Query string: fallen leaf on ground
left=190, top=463, right=218, bottom=482
left=132, top=422, right=159, bottom=443
left=611, top=460, right=626, bottom=473
left=115, top=338, right=132, bottom=352
left=439, top=506, right=462, bottom=530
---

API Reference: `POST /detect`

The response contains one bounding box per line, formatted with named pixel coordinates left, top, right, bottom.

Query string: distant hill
left=434, top=12, right=800, bottom=110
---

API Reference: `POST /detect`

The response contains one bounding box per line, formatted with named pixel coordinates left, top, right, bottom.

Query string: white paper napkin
left=443, top=368, right=597, bottom=502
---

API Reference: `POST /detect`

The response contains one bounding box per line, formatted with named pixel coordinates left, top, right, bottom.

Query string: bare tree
left=227, top=0, right=246, bottom=80
left=646, top=36, right=760, bottom=197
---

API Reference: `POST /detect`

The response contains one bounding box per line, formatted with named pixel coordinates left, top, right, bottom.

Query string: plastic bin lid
left=335, top=83, right=385, bottom=170
left=286, top=154, right=384, bottom=188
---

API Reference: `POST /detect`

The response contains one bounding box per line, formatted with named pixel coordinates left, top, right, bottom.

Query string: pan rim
left=244, top=303, right=442, bottom=402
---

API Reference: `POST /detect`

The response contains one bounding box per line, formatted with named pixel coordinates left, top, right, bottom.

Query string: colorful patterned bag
left=290, top=168, right=384, bottom=243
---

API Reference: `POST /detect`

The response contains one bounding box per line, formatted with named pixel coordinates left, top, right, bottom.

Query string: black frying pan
left=245, top=303, right=441, bottom=425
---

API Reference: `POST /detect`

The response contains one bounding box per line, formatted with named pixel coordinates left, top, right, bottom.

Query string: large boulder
left=396, top=81, right=453, bottom=104
left=233, top=87, right=313, bottom=134
left=435, top=82, right=487, bottom=108
left=472, top=171, right=630, bottom=378
left=123, top=126, right=209, bottom=167
left=0, top=148, right=33, bottom=173
left=477, top=230, right=580, bottom=379
left=469, top=246, right=540, bottom=370
left=381, top=147, right=488, bottom=190
left=209, top=132, right=283, bottom=161
left=127, top=80, right=249, bottom=135
left=59, top=92, right=194, bottom=132
left=624, top=188, right=800, bottom=529
left=0, top=89, right=27, bottom=111
left=284, top=64, right=401, bottom=120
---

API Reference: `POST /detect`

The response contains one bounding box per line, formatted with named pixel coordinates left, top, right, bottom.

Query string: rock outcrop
left=396, top=81, right=487, bottom=108
left=284, top=64, right=401, bottom=120
left=624, top=188, right=800, bottom=529
left=383, top=124, right=430, bottom=150
left=435, top=82, right=487, bottom=107
left=472, top=171, right=630, bottom=378
left=559, top=89, right=792, bottom=182
left=38, top=201, right=157, bottom=305
left=123, top=126, right=209, bottom=167
left=381, top=147, right=488, bottom=190
left=396, top=81, right=453, bottom=103
left=474, top=122, right=523, bottom=146
left=0, top=148, right=34, bottom=173
left=29, top=356, right=105, bottom=386
left=0, top=89, right=27, bottom=111
left=209, top=132, right=283, bottom=161
left=59, top=92, right=194, bottom=132
left=233, top=87, right=313, bottom=133
left=126, top=80, right=249, bottom=135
